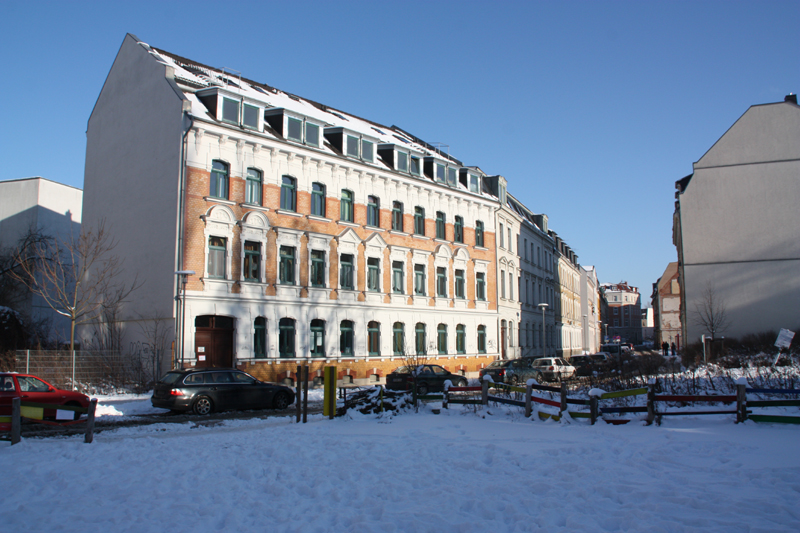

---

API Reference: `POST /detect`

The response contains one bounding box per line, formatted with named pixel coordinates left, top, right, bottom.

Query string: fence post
left=646, top=384, right=656, bottom=426
left=481, top=379, right=489, bottom=405
left=11, top=397, right=21, bottom=445
left=525, top=382, right=532, bottom=418
left=295, top=365, right=302, bottom=423
left=302, top=365, right=309, bottom=424
left=26, top=349, right=30, bottom=373
left=84, top=399, right=98, bottom=444
left=736, top=384, right=747, bottom=423
left=72, top=350, right=76, bottom=391
left=443, top=381, right=449, bottom=409
left=560, top=382, right=567, bottom=416
left=590, top=395, right=598, bottom=425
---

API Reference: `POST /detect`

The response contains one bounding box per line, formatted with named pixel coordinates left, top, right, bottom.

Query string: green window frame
left=414, top=264, right=426, bottom=296
left=436, top=163, right=446, bottom=183
left=210, top=160, right=229, bottom=199
left=410, top=156, right=421, bottom=176
left=254, top=317, right=267, bottom=358
left=287, top=117, right=303, bottom=142
left=310, top=319, right=325, bottom=357
left=368, top=321, right=380, bottom=356
left=243, top=103, right=259, bottom=129
left=392, top=261, right=404, bottom=294
left=361, top=139, right=374, bottom=163
left=392, top=201, right=403, bottom=231
left=311, top=182, right=326, bottom=217
left=305, top=123, right=320, bottom=147
left=367, top=258, right=380, bottom=292
left=279, top=318, right=295, bottom=358
left=245, top=168, right=262, bottom=205
left=447, top=167, right=457, bottom=188
left=477, top=325, right=486, bottom=354
left=436, top=212, right=446, bottom=240
left=475, top=220, right=484, bottom=247
left=221, top=97, right=239, bottom=124
left=397, top=151, right=408, bottom=172
left=346, top=135, right=359, bottom=158
left=476, top=272, right=486, bottom=301
left=436, top=267, right=447, bottom=297
left=415, top=323, right=426, bottom=356
left=456, top=325, right=466, bottom=354
left=454, top=216, right=463, bottom=243
left=367, top=196, right=380, bottom=227
left=340, top=320, right=354, bottom=356
left=243, top=241, right=260, bottom=282
left=437, top=324, right=447, bottom=355
left=340, top=190, right=354, bottom=222
left=280, top=176, right=296, bottom=211
left=208, top=236, right=226, bottom=279
left=414, top=207, right=425, bottom=235
left=455, top=269, right=465, bottom=299
left=469, top=174, right=480, bottom=193
left=393, top=322, right=405, bottom=355
left=279, top=246, right=295, bottom=285
left=310, top=250, right=325, bottom=288
left=340, top=254, right=354, bottom=290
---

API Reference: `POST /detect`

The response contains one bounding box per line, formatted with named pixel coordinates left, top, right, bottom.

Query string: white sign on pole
left=775, top=329, right=795, bottom=349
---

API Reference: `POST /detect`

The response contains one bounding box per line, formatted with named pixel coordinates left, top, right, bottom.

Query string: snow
left=2, top=394, right=800, bottom=532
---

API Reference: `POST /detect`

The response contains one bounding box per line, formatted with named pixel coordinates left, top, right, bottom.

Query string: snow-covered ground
left=2, top=394, right=799, bottom=532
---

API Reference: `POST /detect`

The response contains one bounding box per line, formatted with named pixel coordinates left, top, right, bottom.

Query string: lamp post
left=175, top=270, right=195, bottom=369
left=538, top=303, right=548, bottom=358
left=582, top=314, right=588, bottom=354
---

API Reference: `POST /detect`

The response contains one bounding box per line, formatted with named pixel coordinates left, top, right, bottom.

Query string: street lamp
left=538, top=303, right=548, bottom=358
left=175, top=270, right=195, bottom=369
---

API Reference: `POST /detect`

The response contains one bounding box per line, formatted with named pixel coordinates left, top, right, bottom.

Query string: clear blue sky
left=2, top=1, right=797, bottom=305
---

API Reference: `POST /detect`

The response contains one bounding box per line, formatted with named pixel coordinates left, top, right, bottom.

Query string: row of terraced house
left=79, top=34, right=601, bottom=386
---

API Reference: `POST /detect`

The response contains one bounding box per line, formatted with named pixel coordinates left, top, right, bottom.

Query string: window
left=510, top=274, right=514, bottom=301
left=367, top=196, right=380, bottom=227
left=469, top=174, right=480, bottom=193
left=456, top=325, right=466, bottom=354
left=392, top=261, right=404, bottom=294
left=222, top=97, right=239, bottom=124
left=243, top=241, right=260, bottom=282
left=210, top=160, right=229, bottom=199
left=508, top=228, right=512, bottom=252
left=475, top=221, right=484, bottom=247
left=414, top=207, right=425, bottom=235
left=311, top=182, right=326, bottom=217
left=393, top=322, right=405, bottom=355
left=305, top=123, right=320, bottom=147
left=437, top=324, right=447, bottom=355
left=287, top=117, right=303, bottom=142
left=245, top=168, right=262, bottom=205
left=397, top=152, right=408, bottom=172
left=447, top=167, right=457, bottom=187
left=500, top=223, right=504, bottom=248
left=454, top=216, right=463, bottom=243
left=455, top=269, right=465, bottom=299
left=410, top=156, right=421, bottom=176
left=414, top=264, right=426, bottom=295
left=368, top=321, right=380, bottom=355
left=254, top=317, right=266, bottom=358
left=436, top=163, right=446, bottom=183
left=279, top=246, right=295, bottom=285
left=361, top=139, right=374, bottom=163
left=436, top=267, right=447, bottom=297
left=340, top=254, right=354, bottom=289
left=500, top=271, right=506, bottom=298
left=436, top=212, right=446, bottom=239
left=367, top=258, right=380, bottom=292
left=208, top=236, right=226, bottom=279
left=310, top=319, right=325, bottom=357
left=279, top=318, right=295, bottom=358
left=415, top=323, right=427, bottom=355
left=477, top=325, right=486, bottom=354
left=340, top=320, right=354, bottom=356
left=310, top=250, right=325, bottom=287
left=346, top=135, right=359, bottom=158
left=340, top=190, right=353, bottom=222
left=524, top=239, right=528, bottom=261
left=280, top=176, right=296, bottom=211
left=243, top=104, right=259, bottom=129
left=392, top=202, right=403, bottom=231
left=476, top=272, right=486, bottom=301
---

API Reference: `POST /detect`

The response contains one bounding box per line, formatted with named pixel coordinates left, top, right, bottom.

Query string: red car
left=0, top=373, right=91, bottom=430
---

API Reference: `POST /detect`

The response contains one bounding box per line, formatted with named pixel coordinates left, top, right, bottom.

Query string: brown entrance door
left=500, top=320, right=507, bottom=359
left=194, top=316, right=234, bottom=368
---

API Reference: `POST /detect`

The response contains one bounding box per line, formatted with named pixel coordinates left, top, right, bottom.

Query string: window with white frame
left=245, top=168, right=261, bottom=205
left=311, top=182, right=326, bottom=217
left=208, top=236, right=226, bottom=279
left=367, top=196, right=380, bottom=227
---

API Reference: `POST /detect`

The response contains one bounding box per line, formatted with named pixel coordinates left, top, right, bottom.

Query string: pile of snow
left=2, top=395, right=799, bottom=531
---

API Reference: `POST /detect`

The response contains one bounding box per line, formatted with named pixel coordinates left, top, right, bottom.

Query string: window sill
left=365, top=226, right=385, bottom=232
left=276, top=209, right=303, bottom=218
left=240, top=203, right=269, bottom=212
left=204, top=196, right=236, bottom=206
left=307, top=215, right=331, bottom=223
left=412, top=234, right=431, bottom=241
left=389, top=230, right=408, bottom=237
left=433, top=238, right=449, bottom=245
left=474, top=246, right=489, bottom=251
left=338, top=221, right=359, bottom=228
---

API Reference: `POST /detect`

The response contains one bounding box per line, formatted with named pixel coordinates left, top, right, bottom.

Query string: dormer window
left=197, top=88, right=264, bottom=131
left=326, top=127, right=377, bottom=164
left=397, top=152, right=408, bottom=172
left=222, top=97, right=239, bottom=124
left=436, top=163, right=446, bottom=183
left=469, top=174, right=480, bottom=193
left=243, top=104, right=259, bottom=129
left=287, top=117, right=303, bottom=142
left=409, top=156, right=421, bottom=176
left=265, top=109, right=322, bottom=148
left=447, top=167, right=457, bottom=188
left=426, top=158, right=459, bottom=187
left=378, top=144, right=424, bottom=176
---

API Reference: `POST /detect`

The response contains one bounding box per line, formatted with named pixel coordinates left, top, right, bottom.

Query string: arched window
left=310, top=319, right=325, bottom=357
left=210, top=160, right=229, bottom=199
left=246, top=168, right=262, bottom=205
left=437, top=324, right=448, bottom=355
left=340, top=189, right=354, bottom=222
left=456, top=325, right=466, bottom=354
left=415, top=323, right=426, bottom=355
left=280, top=176, right=296, bottom=211
left=254, top=317, right=266, bottom=358
left=279, top=318, right=295, bottom=358
left=340, top=320, right=354, bottom=356
left=393, top=322, right=405, bottom=355
left=475, top=220, right=484, bottom=247
left=311, top=182, right=326, bottom=217
left=477, top=325, right=486, bottom=354
left=454, top=216, right=464, bottom=243
left=368, top=321, right=380, bottom=356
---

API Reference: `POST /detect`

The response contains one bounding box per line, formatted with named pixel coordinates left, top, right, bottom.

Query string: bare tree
left=692, top=282, right=730, bottom=339
left=136, top=313, right=172, bottom=384
left=10, top=220, right=141, bottom=352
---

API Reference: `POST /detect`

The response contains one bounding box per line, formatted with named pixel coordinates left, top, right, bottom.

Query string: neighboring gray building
left=673, top=95, right=800, bottom=344
left=0, top=177, right=82, bottom=342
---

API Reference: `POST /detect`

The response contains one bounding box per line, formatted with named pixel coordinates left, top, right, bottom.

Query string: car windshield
left=486, top=361, right=507, bottom=369
left=393, top=366, right=411, bottom=374
left=159, top=372, right=185, bottom=384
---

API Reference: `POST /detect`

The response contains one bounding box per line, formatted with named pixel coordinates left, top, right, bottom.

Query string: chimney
left=785, top=94, right=798, bottom=104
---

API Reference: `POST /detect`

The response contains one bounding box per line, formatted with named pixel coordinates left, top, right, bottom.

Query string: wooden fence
left=1, top=397, right=98, bottom=445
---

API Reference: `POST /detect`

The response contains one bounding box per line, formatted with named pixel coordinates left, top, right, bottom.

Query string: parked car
left=0, top=373, right=91, bottom=429
left=151, top=368, right=294, bottom=415
left=385, top=365, right=467, bottom=395
left=570, top=353, right=611, bottom=377
left=528, top=358, right=576, bottom=382
left=480, top=358, right=535, bottom=384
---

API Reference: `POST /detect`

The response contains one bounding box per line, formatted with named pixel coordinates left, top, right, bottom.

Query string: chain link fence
left=14, top=348, right=161, bottom=394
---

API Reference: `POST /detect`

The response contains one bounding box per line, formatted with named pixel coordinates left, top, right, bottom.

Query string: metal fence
left=15, top=349, right=158, bottom=394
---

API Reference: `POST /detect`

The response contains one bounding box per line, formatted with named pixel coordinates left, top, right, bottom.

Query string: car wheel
left=417, top=383, right=429, bottom=396
left=192, top=395, right=213, bottom=415
left=536, top=372, right=545, bottom=382
left=456, top=378, right=467, bottom=388
left=511, top=375, right=520, bottom=385
left=272, top=392, right=290, bottom=410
